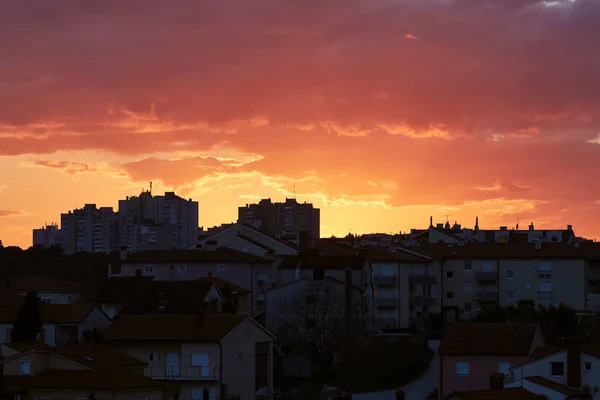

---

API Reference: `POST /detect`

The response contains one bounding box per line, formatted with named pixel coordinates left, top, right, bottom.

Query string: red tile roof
left=438, top=322, right=539, bottom=356
left=445, top=387, right=545, bottom=400
left=524, top=376, right=585, bottom=396
left=123, top=247, right=270, bottom=263
left=103, top=313, right=248, bottom=342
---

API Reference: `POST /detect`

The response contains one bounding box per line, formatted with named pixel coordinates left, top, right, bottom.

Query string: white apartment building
left=60, top=204, right=120, bottom=254
left=32, top=223, right=61, bottom=247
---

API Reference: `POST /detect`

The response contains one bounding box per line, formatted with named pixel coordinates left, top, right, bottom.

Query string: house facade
left=437, top=322, right=545, bottom=397
left=103, top=313, right=275, bottom=400
left=115, top=248, right=273, bottom=317
left=0, top=303, right=111, bottom=346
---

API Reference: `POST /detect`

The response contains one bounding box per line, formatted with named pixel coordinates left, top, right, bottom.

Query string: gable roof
left=237, top=234, right=276, bottom=253
left=416, top=243, right=587, bottom=259
left=197, top=223, right=299, bottom=251
left=445, top=387, right=545, bottom=400
left=123, top=247, right=270, bottom=264
left=524, top=376, right=587, bottom=397
left=364, top=246, right=432, bottom=263
left=103, top=313, right=249, bottom=342
left=148, top=280, right=217, bottom=304
left=95, top=276, right=154, bottom=303
left=438, top=322, right=539, bottom=356
left=278, top=253, right=366, bottom=270
left=413, top=227, right=464, bottom=242
left=195, top=277, right=249, bottom=294
left=0, top=303, right=101, bottom=324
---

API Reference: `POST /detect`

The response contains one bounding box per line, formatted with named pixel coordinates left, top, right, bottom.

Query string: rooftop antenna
left=150, top=181, right=153, bottom=194
left=293, top=183, right=296, bottom=199
left=516, top=217, right=522, bottom=230
left=446, top=215, right=452, bottom=222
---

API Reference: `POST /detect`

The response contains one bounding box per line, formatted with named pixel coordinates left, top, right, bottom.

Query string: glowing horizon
left=1, top=0, right=599, bottom=248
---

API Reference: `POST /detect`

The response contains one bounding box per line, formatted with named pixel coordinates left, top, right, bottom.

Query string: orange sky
left=1, top=0, right=600, bottom=248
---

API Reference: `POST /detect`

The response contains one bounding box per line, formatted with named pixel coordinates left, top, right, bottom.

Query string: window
left=176, top=264, right=187, bottom=274
left=461, top=282, right=472, bottom=293
left=380, top=265, right=393, bottom=276
left=238, top=351, right=244, bottom=361
left=192, top=388, right=217, bottom=400
left=506, top=291, right=515, bottom=300
left=20, top=360, right=32, bottom=375
left=464, top=303, right=472, bottom=313
left=148, top=353, right=158, bottom=362
left=525, top=281, right=531, bottom=289
left=482, top=261, right=494, bottom=272
left=464, top=260, right=472, bottom=271
left=551, top=362, right=564, bottom=376
left=538, top=262, right=552, bottom=279
left=446, top=291, right=454, bottom=299
left=145, top=264, right=154, bottom=273
left=498, top=362, right=511, bottom=377
left=216, top=264, right=225, bottom=272
left=146, top=397, right=157, bottom=400
left=191, top=353, right=210, bottom=377
left=506, top=270, right=515, bottom=279
left=6, top=328, right=12, bottom=342
left=244, top=328, right=249, bottom=338
left=446, top=270, right=453, bottom=279
left=584, top=362, right=591, bottom=372
left=538, top=283, right=553, bottom=300
left=422, top=284, right=432, bottom=298
left=456, top=362, right=469, bottom=376
left=38, top=296, right=52, bottom=303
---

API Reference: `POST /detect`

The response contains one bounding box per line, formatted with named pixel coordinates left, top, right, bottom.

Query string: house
left=113, top=247, right=273, bottom=316
left=437, top=322, right=545, bottom=397
left=505, top=340, right=600, bottom=399
left=0, top=342, right=167, bottom=400
left=198, top=276, right=251, bottom=315
left=263, top=276, right=364, bottom=343
left=95, top=276, right=227, bottom=318
left=0, top=303, right=111, bottom=346
left=192, top=223, right=299, bottom=257
left=3, top=275, right=85, bottom=304
left=102, top=312, right=275, bottom=400
left=417, top=243, right=588, bottom=321
left=364, top=246, right=436, bottom=330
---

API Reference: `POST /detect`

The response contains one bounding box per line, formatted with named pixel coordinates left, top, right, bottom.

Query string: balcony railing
left=475, top=271, right=497, bottom=283
left=537, top=291, right=553, bottom=300
left=373, top=276, right=396, bottom=286
left=374, top=297, right=397, bottom=308
left=475, top=291, right=497, bottom=303
left=409, top=275, right=438, bottom=285
left=144, top=365, right=220, bottom=380
left=410, top=296, right=438, bottom=307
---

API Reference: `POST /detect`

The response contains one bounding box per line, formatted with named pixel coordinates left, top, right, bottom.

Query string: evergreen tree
left=11, top=291, right=42, bottom=342
left=87, top=391, right=98, bottom=400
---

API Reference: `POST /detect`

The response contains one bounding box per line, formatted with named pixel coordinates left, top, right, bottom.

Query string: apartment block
left=423, top=243, right=588, bottom=321
left=32, top=223, right=61, bottom=247
left=238, top=198, right=320, bottom=239
left=119, top=190, right=199, bottom=252
left=60, top=204, right=120, bottom=254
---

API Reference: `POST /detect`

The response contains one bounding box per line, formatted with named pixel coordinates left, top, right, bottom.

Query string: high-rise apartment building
left=118, top=190, right=199, bottom=252
left=60, top=204, right=120, bottom=254
left=32, top=223, right=61, bottom=247
left=237, top=198, right=320, bottom=238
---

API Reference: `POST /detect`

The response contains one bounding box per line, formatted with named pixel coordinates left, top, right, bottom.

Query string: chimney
left=529, top=222, right=535, bottom=231
left=567, top=225, right=573, bottom=231
left=475, top=216, right=479, bottom=231
left=119, top=246, right=128, bottom=260
left=344, top=268, right=353, bottom=359
left=205, top=240, right=218, bottom=252
left=429, top=216, right=433, bottom=228
left=489, top=373, right=504, bottom=390
left=566, top=336, right=581, bottom=387
left=436, top=223, right=444, bottom=229
left=298, top=231, right=311, bottom=251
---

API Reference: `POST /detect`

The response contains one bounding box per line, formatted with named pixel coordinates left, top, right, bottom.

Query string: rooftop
left=416, top=243, right=587, bottom=259
left=123, top=247, right=270, bottom=263
left=0, top=303, right=100, bottom=324
left=438, top=322, right=539, bottom=356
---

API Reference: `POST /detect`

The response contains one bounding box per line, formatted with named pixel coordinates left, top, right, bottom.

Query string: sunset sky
left=1, top=0, right=600, bottom=249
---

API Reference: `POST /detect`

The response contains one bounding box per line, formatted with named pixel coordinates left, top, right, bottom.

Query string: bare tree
left=273, top=280, right=361, bottom=362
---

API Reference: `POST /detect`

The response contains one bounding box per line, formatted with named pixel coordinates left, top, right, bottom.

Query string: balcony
left=373, top=276, right=397, bottom=286
left=144, top=365, right=220, bottom=380
left=410, top=296, right=438, bottom=307
left=475, top=271, right=497, bottom=283
left=409, top=275, right=438, bottom=285
left=374, top=317, right=397, bottom=329
left=374, top=297, right=397, bottom=308
left=537, top=291, right=553, bottom=300
left=475, top=291, right=497, bottom=303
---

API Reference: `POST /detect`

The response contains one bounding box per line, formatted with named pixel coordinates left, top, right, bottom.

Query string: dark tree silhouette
left=87, top=391, right=98, bottom=400
left=11, top=292, right=42, bottom=342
